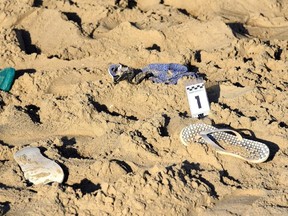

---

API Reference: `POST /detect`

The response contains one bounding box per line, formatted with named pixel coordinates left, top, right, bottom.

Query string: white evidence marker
left=185, top=78, right=210, bottom=118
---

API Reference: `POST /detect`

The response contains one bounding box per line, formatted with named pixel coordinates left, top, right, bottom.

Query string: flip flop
left=108, top=64, right=151, bottom=84
left=14, top=147, right=64, bottom=185
left=108, top=64, right=136, bottom=84
left=0, top=67, right=15, bottom=92
left=180, top=123, right=270, bottom=163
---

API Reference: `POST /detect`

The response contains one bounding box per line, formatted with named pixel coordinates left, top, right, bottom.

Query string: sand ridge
left=0, top=0, right=288, bottom=215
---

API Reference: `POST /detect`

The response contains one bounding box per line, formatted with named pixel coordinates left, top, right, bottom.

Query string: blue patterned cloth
left=142, top=63, right=196, bottom=84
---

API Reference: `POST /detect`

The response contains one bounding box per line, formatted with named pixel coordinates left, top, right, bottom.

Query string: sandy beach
left=0, top=0, right=287, bottom=215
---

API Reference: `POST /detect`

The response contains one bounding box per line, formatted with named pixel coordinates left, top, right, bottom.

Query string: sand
left=0, top=0, right=287, bottom=215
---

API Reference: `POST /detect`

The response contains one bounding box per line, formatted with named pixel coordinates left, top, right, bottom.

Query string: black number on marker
left=195, top=95, right=202, bottom=108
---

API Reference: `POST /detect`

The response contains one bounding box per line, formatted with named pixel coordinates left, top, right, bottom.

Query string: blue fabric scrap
left=142, top=63, right=196, bottom=84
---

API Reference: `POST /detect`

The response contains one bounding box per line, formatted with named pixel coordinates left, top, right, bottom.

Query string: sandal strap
left=199, top=129, right=243, bottom=153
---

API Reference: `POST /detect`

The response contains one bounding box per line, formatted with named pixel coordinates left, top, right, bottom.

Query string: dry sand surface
left=0, top=0, right=288, bottom=215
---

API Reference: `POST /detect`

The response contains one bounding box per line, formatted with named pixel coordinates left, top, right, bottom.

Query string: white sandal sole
left=14, top=147, right=64, bottom=185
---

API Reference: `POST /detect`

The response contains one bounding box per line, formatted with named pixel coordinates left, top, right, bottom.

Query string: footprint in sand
left=202, top=189, right=267, bottom=215
left=219, top=84, right=254, bottom=99
left=46, top=73, right=98, bottom=95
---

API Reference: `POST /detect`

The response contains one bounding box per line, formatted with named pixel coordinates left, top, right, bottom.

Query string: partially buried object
left=0, top=67, right=15, bottom=92
left=108, top=63, right=196, bottom=85
left=180, top=123, right=270, bottom=163
left=14, top=147, right=64, bottom=185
